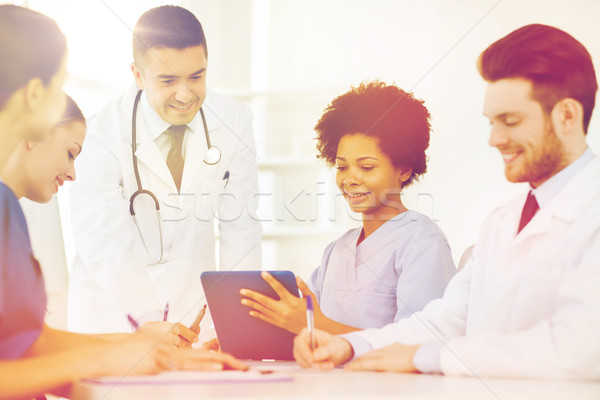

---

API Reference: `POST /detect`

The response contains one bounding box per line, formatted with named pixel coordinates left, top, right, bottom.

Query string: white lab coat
left=68, top=85, right=262, bottom=335
left=350, top=156, right=600, bottom=380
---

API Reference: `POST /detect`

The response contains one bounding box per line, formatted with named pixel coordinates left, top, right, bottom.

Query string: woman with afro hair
left=242, top=81, right=456, bottom=335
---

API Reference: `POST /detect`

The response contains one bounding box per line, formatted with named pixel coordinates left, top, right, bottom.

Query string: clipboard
left=200, top=271, right=300, bottom=360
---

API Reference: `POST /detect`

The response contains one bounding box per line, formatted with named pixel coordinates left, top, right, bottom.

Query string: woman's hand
left=200, top=337, right=220, bottom=352
left=138, top=321, right=199, bottom=348
left=85, top=335, right=246, bottom=377
left=171, top=348, right=248, bottom=371
left=240, top=272, right=321, bottom=334
left=82, top=334, right=174, bottom=377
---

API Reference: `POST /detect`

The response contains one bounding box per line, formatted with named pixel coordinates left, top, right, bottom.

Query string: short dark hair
left=0, top=5, right=67, bottom=109
left=478, top=24, right=598, bottom=133
left=56, top=95, right=85, bottom=127
left=133, top=5, right=207, bottom=67
left=315, top=81, right=431, bottom=188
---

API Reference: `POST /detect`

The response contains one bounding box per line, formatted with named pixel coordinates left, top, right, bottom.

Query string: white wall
left=212, top=0, right=600, bottom=265
left=13, top=0, right=600, bottom=325
left=189, top=0, right=600, bottom=268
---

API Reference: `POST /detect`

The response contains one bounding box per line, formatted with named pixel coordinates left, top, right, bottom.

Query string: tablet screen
left=200, top=270, right=300, bottom=360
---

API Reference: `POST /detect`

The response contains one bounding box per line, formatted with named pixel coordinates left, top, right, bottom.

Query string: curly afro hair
left=315, top=80, right=431, bottom=188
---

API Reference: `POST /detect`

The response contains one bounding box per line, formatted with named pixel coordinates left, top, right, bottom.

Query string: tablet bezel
left=200, top=270, right=300, bottom=360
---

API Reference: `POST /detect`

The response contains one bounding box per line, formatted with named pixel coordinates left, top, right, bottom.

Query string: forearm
left=316, top=313, right=361, bottom=335
left=0, top=349, right=97, bottom=400
left=50, top=330, right=132, bottom=346
left=26, top=325, right=129, bottom=356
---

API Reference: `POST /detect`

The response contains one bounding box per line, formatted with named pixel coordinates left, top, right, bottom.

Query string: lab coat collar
left=181, top=91, right=226, bottom=193
left=513, top=154, right=600, bottom=241
left=132, top=88, right=224, bottom=144
left=140, top=92, right=170, bottom=141
left=202, top=90, right=225, bottom=132
left=133, top=89, right=224, bottom=193
left=531, top=148, right=594, bottom=210
left=139, top=91, right=210, bottom=141
left=131, top=89, right=175, bottom=190
left=544, top=154, right=600, bottom=222
left=133, top=137, right=175, bottom=192
left=179, top=91, right=225, bottom=192
left=180, top=118, right=210, bottom=193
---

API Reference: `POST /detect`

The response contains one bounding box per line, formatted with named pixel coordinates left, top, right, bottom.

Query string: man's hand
left=345, top=343, right=420, bottom=372
left=293, top=328, right=354, bottom=369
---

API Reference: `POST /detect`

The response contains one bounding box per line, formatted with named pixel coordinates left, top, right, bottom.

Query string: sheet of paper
left=83, top=370, right=293, bottom=385
left=246, top=360, right=302, bottom=372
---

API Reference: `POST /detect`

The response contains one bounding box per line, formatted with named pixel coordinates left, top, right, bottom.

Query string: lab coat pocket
left=195, top=179, right=226, bottom=223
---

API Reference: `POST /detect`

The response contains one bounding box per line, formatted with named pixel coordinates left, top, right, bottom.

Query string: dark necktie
left=166, top=125, right=186, bottom=192
left=517, top=191, right=539, bottom=233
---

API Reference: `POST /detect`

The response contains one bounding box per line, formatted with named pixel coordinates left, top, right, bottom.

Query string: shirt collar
left=139, top=91, right=202, bottom=141
left=531, top=148, right=594, bottom=209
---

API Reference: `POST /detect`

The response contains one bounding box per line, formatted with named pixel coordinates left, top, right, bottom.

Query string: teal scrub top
left=0, top=182, right=46, bottom=359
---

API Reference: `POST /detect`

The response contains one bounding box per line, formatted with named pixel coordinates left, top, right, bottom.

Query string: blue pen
left=306, top=295, right=315, bottom=351
left=223, top=170, right=230, bottom=188
left=163, top=302, right=169, bottom=321
left=127, top=314, right=139, bottom=330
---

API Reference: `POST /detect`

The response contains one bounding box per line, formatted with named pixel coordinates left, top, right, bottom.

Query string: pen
left=127, top=314, right=139, bottom=330
left=189, top=304, right=207, bottom=332
left=223, top=170, right=229, bottom=188
left=163, top=302, right=169, bottom=321
left=306, top=295, right=315, bottom=351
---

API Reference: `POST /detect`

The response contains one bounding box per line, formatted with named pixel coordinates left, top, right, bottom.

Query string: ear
left=25, top=139, right=40, bottom=151
left=551, top=98, right=584, bottom=136
left=22, top=78, right=45, bottom=112
left=396, top=167, right=413, bottom=185
left=131, top=63, right=145, bottom=90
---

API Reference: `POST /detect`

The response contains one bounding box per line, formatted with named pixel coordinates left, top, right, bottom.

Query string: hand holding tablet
left=201, top=271, right=300, bottom=360
left=240, top=271, right=316, bottom=335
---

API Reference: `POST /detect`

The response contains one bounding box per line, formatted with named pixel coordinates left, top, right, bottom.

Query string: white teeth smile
left=344, top=190, right=368, bottom=198
left=502, top=153, right=518, bottom=160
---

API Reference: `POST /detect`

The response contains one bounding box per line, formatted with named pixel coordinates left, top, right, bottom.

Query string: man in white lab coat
left=68, top=6, right=261, bottom=336
left=293, top=24, right=600, bottom=380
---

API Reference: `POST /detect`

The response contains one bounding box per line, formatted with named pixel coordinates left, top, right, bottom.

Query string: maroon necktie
left=517, top=191, right=539, bottom=233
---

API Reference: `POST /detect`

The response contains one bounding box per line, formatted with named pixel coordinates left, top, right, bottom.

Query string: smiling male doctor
left=294, top=24, right=600, bottom=380
left=68, top=6, right=261, bottom=335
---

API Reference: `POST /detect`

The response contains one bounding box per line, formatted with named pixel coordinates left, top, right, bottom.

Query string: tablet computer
left=200, top=270, right=300, bottom=360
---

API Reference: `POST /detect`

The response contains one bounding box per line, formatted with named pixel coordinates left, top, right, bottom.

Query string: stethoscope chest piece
left=204, top=146, right=221, bottom=165
left=129, top=89, right=222, bottom=266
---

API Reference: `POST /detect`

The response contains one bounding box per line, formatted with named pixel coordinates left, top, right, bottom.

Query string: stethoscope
left=129, top=89, right=221, bottom=265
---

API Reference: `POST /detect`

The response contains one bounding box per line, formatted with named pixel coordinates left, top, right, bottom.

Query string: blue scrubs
left=0, top=182, right=46, bottom=359
left=308, top=211, right=456, bottom=329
